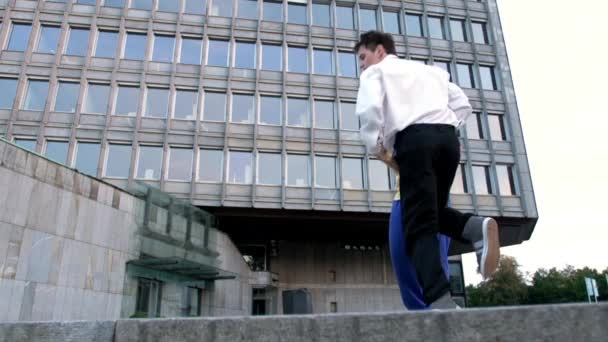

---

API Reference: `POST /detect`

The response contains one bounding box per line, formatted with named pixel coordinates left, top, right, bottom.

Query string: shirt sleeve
left=448, top=81, right=473, bottom=127
left=356, top=66, right=385, bottom=155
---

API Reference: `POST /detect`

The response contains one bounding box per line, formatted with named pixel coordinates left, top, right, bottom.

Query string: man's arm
left=356, top=66, right=385, bottom=155
left=448, top=82, right=473, bottom=127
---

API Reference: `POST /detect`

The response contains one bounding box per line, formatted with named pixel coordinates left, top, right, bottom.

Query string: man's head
left=354, top=31, right=397, bottom=72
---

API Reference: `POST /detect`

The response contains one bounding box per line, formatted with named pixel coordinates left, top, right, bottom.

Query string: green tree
left=528, top=266, right=606, bottom=304
left=466, top=255, right=528, bottom=307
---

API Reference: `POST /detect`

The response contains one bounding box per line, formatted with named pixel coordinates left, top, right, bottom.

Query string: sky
left=462, top=0, right=608, bottom=285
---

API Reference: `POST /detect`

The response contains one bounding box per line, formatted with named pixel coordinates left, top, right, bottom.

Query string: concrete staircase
left=1, top=303, right=606, bottom=342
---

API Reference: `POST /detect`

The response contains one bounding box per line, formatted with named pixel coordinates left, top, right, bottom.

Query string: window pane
left=288, top=46, right=308, bottom=73
left=207, top=40, right=229, bottom=67
left=338, top=51, right=357, bottom=78
left=472, top=165, right=490, bottom=195
left=45, top=141, right=69, bottom=164
left=479, top=66, right=498, bottom=90
left=369, top=159, right=389, bottom=190
left=465, top=113, right=482, bottom=139
left=105, top=0, right=125, bottom=8
left=259, top=95, right=281, bottom=125
left=145, top=88, right=169, bottom=118
left=14, top=139, right=36, bottom=151
left=95, top=31, right=119, bottom=58
left=180, top=38, right=202, bottom=64
left=124, top=33, right=147, bottom=60
left=78, top=0, right=96, bottom=5
left=238, top=0, right=258, bottom=19
left=37, top=26, right=61, bottom=54
left=312, top=4, right=330, bottom=27
left=257, top=153, right=282, bottom=185
left=54, top=82, right=80, bottom=113
left=23, top=80, right=50, bottom=111
left=433, top=60, right=452, bottom=80
left=66, top=28, right=90, bottom=56
left=0, top=78, right=18, bottom=109
left=158, top=0, right=179, bottom=12
left=496, top=165, right=516, bottom=196
left=174, top=90, right=198, bottom=120
left=231, top=94, right=255, bottom=123
left=84, top=84, right=110, bottom=114
left=287, top=98, right=309, bottom=127
left=288, top=3, right=307, bottom=25
left=211, top=0, right=233, bottom=16
left=105, top=144, right=132, bottom=178
left=152, top=35, right=175, bottom=62
left=450, top=19, right=466, bottom=42
left=263, top=0, right=282, bottom=21
left=235, top=41, right=256, bottom=69
left=342, top=158, right=363, bottom=189
left=228, top=151, right=253, bottom=184
left=287, top=154, right=310, bottom=186
left=428, top=16, right=444, bottom=39
left=315, top=156, right=336, bottom=188
left=336, top=6, right=354, bottom=29
left=136, top=146, right=163, bottom=180
left=185, top=0, right=206, bottom=14
left=383, top=11, right=401, bottom=34
left=451, top=164, right=466, bottom=194
left=8, top=24, right=32, bottom=51
left=262, top=44, right=282, bottom=71
left=472, top=22, right=488, bottom=44
left=340, top=102, right=358, bottom=130
left=359, top=8, right=377, bottom=31
left=412, top=58, right=428, bottom=64
left=405, top=14, right=422, bottom=37
left=114, top=86, right=140, bottom=116
left=314, top=100, right=335, bottom=129
left=456, top=63, right=474, bottom=88
left=313, top=49, right=333, bottom=75
left=203, top=92, right=226, bottom=121
left=131, top=0, right=152, bottom=10
left=488, top=114, right=506, bottom=141
left=75, top=142, right=101, bottom=177
left=199, top=149, right=223, bottom=182
left=449, top=262, right=465, bottom=295
left=168, top=147, right=193, bottom=181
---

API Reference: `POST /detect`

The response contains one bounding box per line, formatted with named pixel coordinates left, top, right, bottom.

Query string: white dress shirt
left=355, top=55, right=473, bottom=155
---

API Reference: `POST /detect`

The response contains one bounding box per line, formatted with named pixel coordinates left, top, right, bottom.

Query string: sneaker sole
left=481, top=218, right=500, bottom=279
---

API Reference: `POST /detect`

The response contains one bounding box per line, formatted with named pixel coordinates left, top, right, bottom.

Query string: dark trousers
left=394, top=124, right=473, bottom=305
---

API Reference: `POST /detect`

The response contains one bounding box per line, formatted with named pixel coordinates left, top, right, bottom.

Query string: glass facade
left=0, top=0, right=526, bottom=217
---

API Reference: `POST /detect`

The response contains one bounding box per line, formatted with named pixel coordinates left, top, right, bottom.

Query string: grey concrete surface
left=0, top=320, right=116, bottom=342
left=112, top=303, right=607, bottom=342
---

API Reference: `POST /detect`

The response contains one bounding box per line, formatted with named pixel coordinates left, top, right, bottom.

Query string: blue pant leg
left=389, top=200, right=427, bottom=310
left=389, top=200, right=451, bottom=310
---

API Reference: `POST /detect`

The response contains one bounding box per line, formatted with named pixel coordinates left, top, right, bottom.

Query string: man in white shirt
left=355, top=31, right=500, bottom=309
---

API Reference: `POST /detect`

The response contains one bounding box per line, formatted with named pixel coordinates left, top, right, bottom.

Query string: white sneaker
left=472, top=217, right=500, bottom=279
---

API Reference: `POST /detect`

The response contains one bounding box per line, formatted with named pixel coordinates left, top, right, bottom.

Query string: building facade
left=0, top=0, right=537, bottom=316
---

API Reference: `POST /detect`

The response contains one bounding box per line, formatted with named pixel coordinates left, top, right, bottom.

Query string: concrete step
left=1, top=303, right=607, bottom=342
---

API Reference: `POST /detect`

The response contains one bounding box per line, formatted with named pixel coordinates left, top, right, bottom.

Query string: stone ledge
left=114, top=303, right=608, bottom=342
left=0, top=320, right=116, bottom=342
left=0, top=304, right=608, bottom=342
left=3, top=304, right=606, bottom=342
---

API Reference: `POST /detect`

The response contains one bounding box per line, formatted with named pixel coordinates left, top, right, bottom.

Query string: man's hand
left=375, top=144, right=399, bottom=172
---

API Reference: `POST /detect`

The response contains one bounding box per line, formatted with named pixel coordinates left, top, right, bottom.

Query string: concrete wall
left=0, top=140, right=251, bottom=321
left=272, top=241, right=401, bottom=313
left=0, top=139, right=141, bottom=321
left=1, top=304, right=607, bottom=342
left=205, top=232, right=252, bottom=316
left=271, top=241, right=463, bottom=313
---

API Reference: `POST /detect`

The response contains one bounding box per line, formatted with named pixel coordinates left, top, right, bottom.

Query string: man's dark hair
left=354, top=31, right=397, bottom=55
